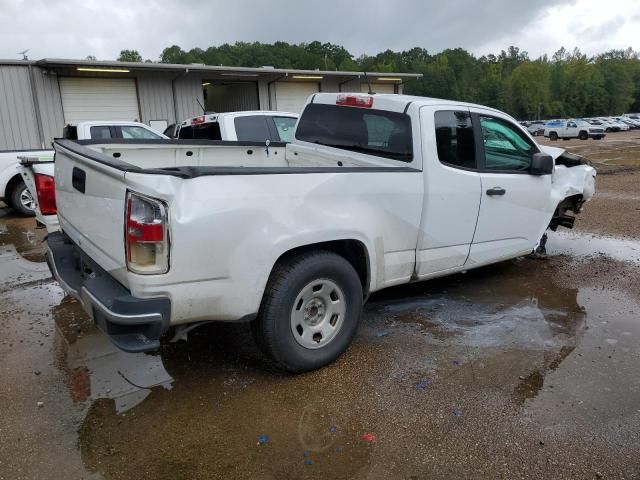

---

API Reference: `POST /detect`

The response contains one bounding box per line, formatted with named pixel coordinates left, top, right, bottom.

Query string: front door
left=467, top=108, right=553, bottom=267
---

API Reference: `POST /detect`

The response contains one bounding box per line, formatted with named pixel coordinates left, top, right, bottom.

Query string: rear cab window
left=178, top=123, right=222, bottom=140
left=295, top=104, right=413, bottom=162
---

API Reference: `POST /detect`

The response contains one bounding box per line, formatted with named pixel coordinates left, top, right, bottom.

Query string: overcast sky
left=1, top=0, right=638, bottom=61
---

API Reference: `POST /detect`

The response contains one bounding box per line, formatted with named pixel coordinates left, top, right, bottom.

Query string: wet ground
left=1, top=135, right=640, bottom=479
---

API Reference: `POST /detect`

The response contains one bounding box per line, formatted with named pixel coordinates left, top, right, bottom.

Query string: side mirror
left=530, top=152, right=554, bottom=175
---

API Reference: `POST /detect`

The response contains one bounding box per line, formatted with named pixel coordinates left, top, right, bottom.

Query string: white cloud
left=476, top=0, right=640, bottom=57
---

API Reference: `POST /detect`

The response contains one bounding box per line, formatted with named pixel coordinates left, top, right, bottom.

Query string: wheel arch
left=4, top=173, right=26, bottom=202
left=271, top=239, right=372, bottom=298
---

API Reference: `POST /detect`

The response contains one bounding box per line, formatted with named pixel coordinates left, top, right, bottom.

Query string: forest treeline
left=117, top=42, right=640, bottom=120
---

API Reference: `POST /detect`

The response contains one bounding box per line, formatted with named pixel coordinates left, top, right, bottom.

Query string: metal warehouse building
left=0, top=58, right=421, bottom=150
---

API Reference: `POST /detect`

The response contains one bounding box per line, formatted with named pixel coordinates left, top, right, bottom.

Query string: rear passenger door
left=416, top=106, right=482, bottom=278
left=468, top=108, right=552, bottom=265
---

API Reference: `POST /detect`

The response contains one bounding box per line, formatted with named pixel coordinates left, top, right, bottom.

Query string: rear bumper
left=46, top=232, right=171, bottom=352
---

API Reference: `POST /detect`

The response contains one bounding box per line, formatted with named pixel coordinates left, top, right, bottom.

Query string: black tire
left=578, top=131, right=588, bottom=140
left=7, top=180, right=35, bottom=216
left=252, top=250, right=363, bottom=372
left=549, top=132, right=558, bottom=141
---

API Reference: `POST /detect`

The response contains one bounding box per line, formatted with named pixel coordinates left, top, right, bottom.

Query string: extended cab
left=45, top=93, right=596, bottom=372
left=3, top=121, right=166, bottom=216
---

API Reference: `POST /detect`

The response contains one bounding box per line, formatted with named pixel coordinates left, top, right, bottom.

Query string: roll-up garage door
left=361, top=83, right=397, bottom=94
left=275, top=82, right=319, bottom=113
left=59, top=77, right=140, bottom=124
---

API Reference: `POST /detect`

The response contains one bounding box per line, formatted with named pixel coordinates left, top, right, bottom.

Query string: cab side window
left=234, top=116, right=270, bottom=142
left=479, top=116, right=537, bottom=172
left=90, top=126, right=112, bottom=139
left=434, top=111, right=476, bottom=169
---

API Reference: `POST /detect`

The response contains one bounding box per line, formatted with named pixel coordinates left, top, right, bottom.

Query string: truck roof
left=311, top=92, right=508, bottom=117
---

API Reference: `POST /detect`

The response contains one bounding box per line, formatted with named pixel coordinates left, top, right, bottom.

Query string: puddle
left=546, top=230, right=640, bottom=263
left=0, top=210, right=47, bottom=261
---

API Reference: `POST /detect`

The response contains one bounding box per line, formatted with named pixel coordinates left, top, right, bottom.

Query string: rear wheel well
left=4, top=174, right=24, bottom=198
left=274, top=240, right=370, bottom=296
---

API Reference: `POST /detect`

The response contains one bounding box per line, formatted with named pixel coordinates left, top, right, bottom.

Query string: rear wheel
left=578, top=131, right=589, bottom=140
left=549, top=132, right=558, bottom=141
left=8, top=180, right=35, bottom=216
left=252, top=250, right=363, bottom=372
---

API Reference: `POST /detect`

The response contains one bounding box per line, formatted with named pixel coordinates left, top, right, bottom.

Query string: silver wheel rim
left=19, top=188, right=35, bottom=210
left=290, top=279, right=346, bottom=349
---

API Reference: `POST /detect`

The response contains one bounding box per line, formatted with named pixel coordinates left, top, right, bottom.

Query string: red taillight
left=34, top=174, right=57, bottom=215
left=191, top=115, right=206, bottom=125
left=125, top=192, right=169, bottom=274
left=336, top=94, right=374, bottom=108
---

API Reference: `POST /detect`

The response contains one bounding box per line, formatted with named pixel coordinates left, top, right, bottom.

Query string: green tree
left=117, top=50, right=143, bottom=62
left=510, top=61, right=551, bottom=119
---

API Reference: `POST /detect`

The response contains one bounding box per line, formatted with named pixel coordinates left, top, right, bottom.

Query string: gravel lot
left=0, top=132, right=639, bottom=479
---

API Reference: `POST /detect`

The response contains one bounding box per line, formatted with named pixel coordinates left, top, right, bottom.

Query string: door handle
left=486, top=187, right=506, bottom=196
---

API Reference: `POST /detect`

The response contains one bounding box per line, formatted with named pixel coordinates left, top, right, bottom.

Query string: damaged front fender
left=542, top=146, right=597, bottom=231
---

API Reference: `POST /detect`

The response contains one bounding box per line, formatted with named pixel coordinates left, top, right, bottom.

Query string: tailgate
left=53, top=140, right=129, bottom=282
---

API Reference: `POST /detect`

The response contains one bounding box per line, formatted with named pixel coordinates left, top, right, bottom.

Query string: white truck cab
left=45, top=93, right=596, bottom=372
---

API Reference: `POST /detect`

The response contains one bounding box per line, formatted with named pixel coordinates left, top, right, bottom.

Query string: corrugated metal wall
left=258, top=79, right=270, bottom=110
left=137, top=72, right=175, bottom=124
left=31, top=68, right=64, bottom=145
left=0, top=66, right=40, bottom=150
left=173, top=75, right=204, bottom=122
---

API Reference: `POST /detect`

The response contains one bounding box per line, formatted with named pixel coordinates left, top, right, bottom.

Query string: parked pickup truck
left=2, top=121, right=166, bottom=216
left=544, top=119, right=605, bottom=141
left=46, top=93, right=596, bottom=372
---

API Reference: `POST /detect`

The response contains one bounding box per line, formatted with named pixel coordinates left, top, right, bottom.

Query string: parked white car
left=3, top=121, right=166, bottom=216
left=544, top=119, right=605, bottom=140
left=602, top=117, right=630, bottom=131
left=177, top=111, right=299, bottom=142
left=46, top=93, right=596, bottom=371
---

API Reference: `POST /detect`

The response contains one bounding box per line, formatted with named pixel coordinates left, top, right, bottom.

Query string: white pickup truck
left=46, top=93, right=596, bottom=372
left=2, top=121, right=166, bottom=216
left=544, top=119, right=606, bottom=141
